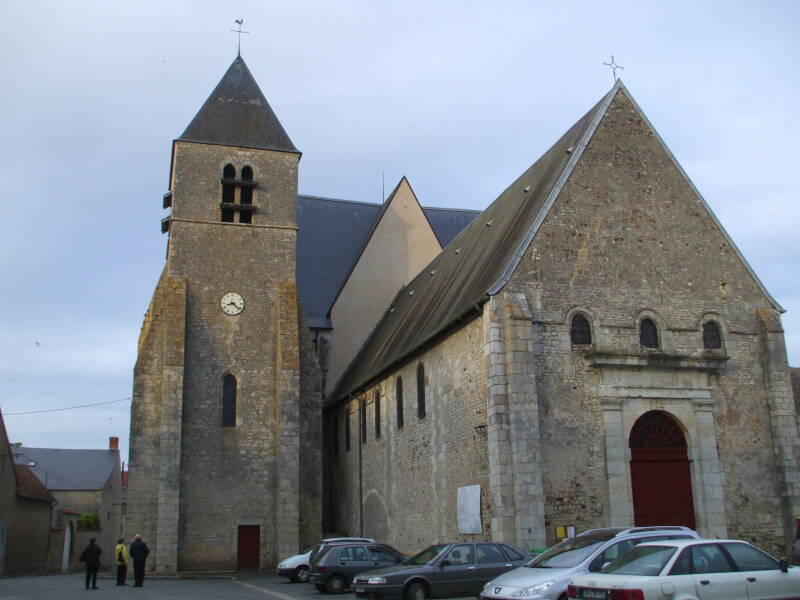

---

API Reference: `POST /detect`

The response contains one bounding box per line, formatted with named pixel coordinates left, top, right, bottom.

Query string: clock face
left=221, top=292, right=245, bottom=315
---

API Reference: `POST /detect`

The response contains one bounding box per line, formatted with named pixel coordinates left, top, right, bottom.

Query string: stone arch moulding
left=598, top=384, right=728, bottom=538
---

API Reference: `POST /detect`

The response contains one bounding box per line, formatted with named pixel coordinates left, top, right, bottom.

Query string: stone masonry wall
left=329, top=317, right=489, bottom=555
left=505, top=88, right=799, bottom=554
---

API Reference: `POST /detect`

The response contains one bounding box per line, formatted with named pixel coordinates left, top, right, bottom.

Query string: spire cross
left=603, top=55, right=624, bottom=83
left=231, top=19, right=250, bottom=56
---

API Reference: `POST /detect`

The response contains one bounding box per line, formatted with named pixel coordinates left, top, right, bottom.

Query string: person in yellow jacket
left=114, top=538, right=129, bottom=586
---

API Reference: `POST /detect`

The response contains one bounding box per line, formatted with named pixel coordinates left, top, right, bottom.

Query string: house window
left=222, top=374, right=237, bottom=427
left=374, top=391, right=381, bottom=439
left=239, top=165, right=254, bottom=224
left=396, top=376, right=404, bottom=429
left=570, top=313, right=592, bottom=345
left=640, top=318, right=660, bottom=349
left=360, top=398, right=367, bottom=444
left=345, top=406, right=351, bottom=452
left=703, top=321, right=722, bottom=349
left=221, top=164, right=236, bottom=222
left=417, top=363, right=426, bottom=418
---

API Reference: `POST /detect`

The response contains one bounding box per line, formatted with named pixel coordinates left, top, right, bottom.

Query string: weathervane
left=603, top=55, right=624, bottom=83
left=231, top=19, right=250, bottom=56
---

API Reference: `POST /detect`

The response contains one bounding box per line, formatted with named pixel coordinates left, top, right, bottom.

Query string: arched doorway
left=629, top=411, right=695, bottom=529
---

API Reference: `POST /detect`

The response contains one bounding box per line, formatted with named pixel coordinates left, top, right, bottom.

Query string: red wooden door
left=629, top=412, right=696, bottom=529
left=237, top=525, right=260, bottom=570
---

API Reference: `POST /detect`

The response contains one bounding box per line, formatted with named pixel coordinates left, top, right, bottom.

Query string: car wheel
left=315, top=584, right=328, bottom=593
left=404, top=582, right=427, bottom=600
left=296, top=565, right=309, bottom=583
left=326, top=574, right=346, bottom=594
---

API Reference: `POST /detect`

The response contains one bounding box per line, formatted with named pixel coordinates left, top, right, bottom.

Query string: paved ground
left=0, top=572, right=356, bottom=600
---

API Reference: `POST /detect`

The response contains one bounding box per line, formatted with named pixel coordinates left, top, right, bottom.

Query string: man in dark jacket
left=79, top=537, right=102, bottom=590
left=129, top=534, right=150, bottom=587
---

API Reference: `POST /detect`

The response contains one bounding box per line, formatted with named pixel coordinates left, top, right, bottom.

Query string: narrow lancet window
left=374, top=391, right=381, bottom=439
left=239, top=165, right=253, bottom=224
left=222, top=373, right=237, bottom=427
left=570, top=313, right=592, bottom=345
left=221, top=164, right=236, bottom=222
left=417, top=363, right=426, bottom=418
left=396, top=376, right=404, bottom=429
left=640, top=318, right=660, bottom=349
left=703, top=320, right=722, bottom=349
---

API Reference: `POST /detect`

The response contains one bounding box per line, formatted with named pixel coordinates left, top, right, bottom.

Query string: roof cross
left=231, top=19, right=250, bottom=56
left=603, top=55, right=624, bottom=83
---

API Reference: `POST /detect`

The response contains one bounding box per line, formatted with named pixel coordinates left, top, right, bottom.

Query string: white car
left=277, top=537, right=375, bottom=583
left=567, top=538, right=799, bottom=600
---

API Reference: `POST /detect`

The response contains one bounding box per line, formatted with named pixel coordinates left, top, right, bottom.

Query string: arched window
left=360, top=398, right=367, bottom=444
left=396, top=376, right=404, bottom=429
left=640, top=318, right=659, bottom=349
left=417, top=363, right=426, bottom=418
left=703, top=321, right=722, bottom=349
left=570, top=313, right=592, bottom=345
left=239, top=165, right=254, bottom=224
left=374, top=391, right=381, bottom=439
left=222, top=373, right=237, bottom=427
left=221, top=164, right=236, bottom=222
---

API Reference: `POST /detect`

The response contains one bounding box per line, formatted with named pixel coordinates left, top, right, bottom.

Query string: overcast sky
left=1, top=1, right=798, bottom=463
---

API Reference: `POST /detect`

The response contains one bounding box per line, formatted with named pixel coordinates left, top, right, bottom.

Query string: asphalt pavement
left=0, top=572, right=472, bottom=600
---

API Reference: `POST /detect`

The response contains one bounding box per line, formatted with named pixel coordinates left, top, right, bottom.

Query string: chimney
left=109, top=437, right=119, bottom=450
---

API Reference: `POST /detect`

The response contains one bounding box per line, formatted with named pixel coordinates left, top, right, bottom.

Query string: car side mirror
left=779, top=560, right=789, bottom=573
left=439, top=560, right=451, bottom=568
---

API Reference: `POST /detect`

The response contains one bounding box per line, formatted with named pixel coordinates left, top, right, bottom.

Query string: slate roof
left=329, top=80, right=784, bottom=403
left=13, top=447, right=119, bottom=491
left=296, top=195, right=479, bottom=329
left=329, top=86, right=618, bottom=402
left=15, top=464, right=54, bottom=503
left=178, top=55, right=299, bottom=154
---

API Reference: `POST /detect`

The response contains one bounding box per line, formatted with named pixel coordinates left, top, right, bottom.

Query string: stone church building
left=126, top=55, right=800, bottom=573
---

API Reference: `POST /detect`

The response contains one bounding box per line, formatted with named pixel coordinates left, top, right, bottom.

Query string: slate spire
left=178, top=55, right=299, bottom=154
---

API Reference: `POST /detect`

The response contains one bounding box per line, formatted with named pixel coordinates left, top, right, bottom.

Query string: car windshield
left=526, top=536, right=609, bottom=568
left=311, top=545, right=334, bottom=563
left=406, top=544, right=450, bottom=565
left=602, top=546, right=677, bottom=576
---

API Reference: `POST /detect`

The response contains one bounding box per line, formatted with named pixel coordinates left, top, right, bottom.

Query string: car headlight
left=278, top=563, right=286, bottom=569
left=367, top=576, right=387, bottom=584
left=512, top=581, right=555, bottom=597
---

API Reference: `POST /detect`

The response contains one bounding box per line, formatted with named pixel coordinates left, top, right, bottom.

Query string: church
left=126, top=54, right=800, bottom=573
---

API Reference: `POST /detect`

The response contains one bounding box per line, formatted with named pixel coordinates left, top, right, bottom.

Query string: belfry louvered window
left=703, top=321, right=722, bottom=349
left=222, top=373, right=237, bottom=427
left=239, top=166, right=254, bottom=224
left=570, top=313, right=592, bottom=345
left=221, top=164, right=236, bottom=222
left=640, top=318, right=660, bottom=349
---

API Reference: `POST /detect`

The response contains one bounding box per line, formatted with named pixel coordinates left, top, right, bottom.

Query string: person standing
left=115, top=537, right=129, bottom=585
left=79, top=537, right=102, bottom=590
left=129, top=534, right=150, bottom=587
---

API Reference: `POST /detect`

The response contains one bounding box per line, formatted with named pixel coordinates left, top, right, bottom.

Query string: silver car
left=480, top=527, right=699, bottom=600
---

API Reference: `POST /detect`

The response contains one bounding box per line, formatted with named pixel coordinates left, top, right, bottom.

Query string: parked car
left=309, top=541, right=405, bottom=593
left=567, top=538, right=800, bottom=599
left=353, top=541, right=528, bottom=600
left=480, top=527, right=699, bottom=600
left=277, top=537, right=376, bottom=583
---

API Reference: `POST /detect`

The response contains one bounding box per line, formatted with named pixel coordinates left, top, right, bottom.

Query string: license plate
left=581, top=590, right=608, bottom=600
left=355, top=588, right=365, bottom=593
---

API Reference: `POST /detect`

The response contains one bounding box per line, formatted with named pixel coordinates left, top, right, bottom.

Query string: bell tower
left=127, top=55, right=309, bottom=573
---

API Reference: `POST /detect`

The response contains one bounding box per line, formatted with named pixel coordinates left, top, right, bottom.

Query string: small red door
left=237, top=525, right=260, bottom=570
left=629, top=411, right=696, bottom=529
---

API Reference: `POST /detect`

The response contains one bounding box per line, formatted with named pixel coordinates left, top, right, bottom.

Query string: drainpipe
left=357, top=394, right=364, bottom=536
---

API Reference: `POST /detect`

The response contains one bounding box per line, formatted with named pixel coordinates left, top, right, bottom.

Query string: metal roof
left=296, top=195, right=479, bottom=329
left=177, top=55, right=299, bottom=154
left=13, top=447, right=119, bottom=491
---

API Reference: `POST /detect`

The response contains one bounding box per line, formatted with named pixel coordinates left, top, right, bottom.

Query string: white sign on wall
left=457, top=484, right=482, bottom=534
